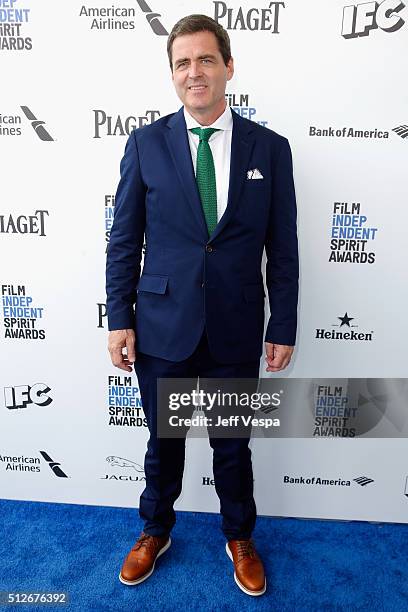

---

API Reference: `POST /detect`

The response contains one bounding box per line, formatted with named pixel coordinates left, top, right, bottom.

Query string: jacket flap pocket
left=137, top=274, right=168, bottom=294
left=243, top=284, right=265, bottom=303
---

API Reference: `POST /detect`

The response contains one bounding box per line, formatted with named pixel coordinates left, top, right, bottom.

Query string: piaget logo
left=0, top=210, right=49, bottom=236
left=214, top=1, right=286, bottom=32
left=93, top=109, right=161, bottom=138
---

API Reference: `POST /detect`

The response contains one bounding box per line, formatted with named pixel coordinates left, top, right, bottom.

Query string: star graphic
left=338, top=312, right=354, bottom=327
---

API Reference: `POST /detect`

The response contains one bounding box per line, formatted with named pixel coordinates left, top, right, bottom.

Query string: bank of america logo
left=20, top=106, right=54, bottom=141
left=353, top=476, right=374, bottom=486
left=392, top=125, right=408, bottom=139
left=136, top=0, right=168, bottom=35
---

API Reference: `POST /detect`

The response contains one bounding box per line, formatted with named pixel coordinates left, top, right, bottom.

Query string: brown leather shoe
left=119, top=532, right=171, bottom=585
left=226, top=539, right=266, bottom=596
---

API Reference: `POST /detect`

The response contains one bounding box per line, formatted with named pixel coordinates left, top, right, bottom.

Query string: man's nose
left=188, top=60, right=202, bottom=78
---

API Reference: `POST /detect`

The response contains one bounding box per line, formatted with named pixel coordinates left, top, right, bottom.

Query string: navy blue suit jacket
left=106, top=106, right=299, bottom=364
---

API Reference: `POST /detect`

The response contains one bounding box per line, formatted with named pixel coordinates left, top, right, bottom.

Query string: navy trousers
left=134, top=329, right=260, bottom=541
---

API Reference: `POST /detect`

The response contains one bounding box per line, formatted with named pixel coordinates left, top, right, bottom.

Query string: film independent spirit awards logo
left=0, top=0, right=32, bottom=51
left=107, top=375, right=147, bottom=428
left=329, top=201, right=378, bottom=264
left=1, top=284, right=46, bottom=340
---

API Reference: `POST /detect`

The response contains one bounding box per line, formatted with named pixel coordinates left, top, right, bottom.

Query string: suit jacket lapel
left=209, top=110, right=256, bottom=243
left=164, top=107, right=256, bottom=243
left=164, top=108, right=209, bottom=240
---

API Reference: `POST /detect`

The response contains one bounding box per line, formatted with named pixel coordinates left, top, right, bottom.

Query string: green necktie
left=190, top=127, right=220, bottom=236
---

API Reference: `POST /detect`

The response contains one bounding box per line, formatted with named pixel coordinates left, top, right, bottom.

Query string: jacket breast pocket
left=137, top=274, right=168, bottom=294
left=243, top=284, right=265, bottom=303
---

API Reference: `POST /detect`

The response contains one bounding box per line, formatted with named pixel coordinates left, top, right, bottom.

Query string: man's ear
left=226, top=57, right=234, bottom=81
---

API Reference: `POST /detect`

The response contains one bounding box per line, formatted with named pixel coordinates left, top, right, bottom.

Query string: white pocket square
left=247, top=168, right=264, bottom=180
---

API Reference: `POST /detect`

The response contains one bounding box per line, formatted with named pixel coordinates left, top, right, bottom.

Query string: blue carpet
left=1, top=499, right=407, bottom=611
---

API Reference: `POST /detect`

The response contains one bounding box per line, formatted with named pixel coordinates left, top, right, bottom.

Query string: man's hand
left=265, top=342, right=294, bottom=372
left=108, top=329, right=136, bottom=372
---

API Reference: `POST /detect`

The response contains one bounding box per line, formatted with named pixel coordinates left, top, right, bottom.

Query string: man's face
left=171, top=30, right=234, bottom=118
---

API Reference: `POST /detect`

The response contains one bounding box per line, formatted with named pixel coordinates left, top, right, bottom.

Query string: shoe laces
left=236, top=539, right=257, bottom=562
left=132, top=533, right=161, bottom=553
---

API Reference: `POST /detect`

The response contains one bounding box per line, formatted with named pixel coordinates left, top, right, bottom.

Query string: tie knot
left=190, top=127, right=220, bottom=142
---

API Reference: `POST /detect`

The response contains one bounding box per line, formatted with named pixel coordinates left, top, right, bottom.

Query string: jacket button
left=206, top=245, right=213, bottom=253
left=201, top=282, right=205, bottom=288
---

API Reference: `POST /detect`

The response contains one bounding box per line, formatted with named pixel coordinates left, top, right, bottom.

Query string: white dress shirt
left=184, top=105, right=233, bottom=223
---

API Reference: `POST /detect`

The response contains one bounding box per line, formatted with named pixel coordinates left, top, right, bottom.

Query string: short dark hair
left=167, top=14, right=232, bottom=70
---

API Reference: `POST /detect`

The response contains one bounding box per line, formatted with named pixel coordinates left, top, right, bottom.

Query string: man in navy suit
left=106, top=14, right=298, bottom=596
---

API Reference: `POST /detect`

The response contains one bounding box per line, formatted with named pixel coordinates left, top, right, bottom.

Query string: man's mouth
left=188, top=85, right=207, bottom=91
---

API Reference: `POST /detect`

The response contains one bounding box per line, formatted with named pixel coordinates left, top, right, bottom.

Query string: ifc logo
left=342, top=0, right=406, bottom=38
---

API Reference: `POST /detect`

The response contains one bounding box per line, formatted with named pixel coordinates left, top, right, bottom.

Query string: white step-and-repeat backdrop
left=1, top=0, right=407, bottom=523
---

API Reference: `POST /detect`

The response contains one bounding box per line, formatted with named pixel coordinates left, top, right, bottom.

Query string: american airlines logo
left=341, top=0, right=406, bottom=38
left=136, top=0, right=168, bottom=35
left=392, top=124, right=408, bottom=138
left=79, top=1, right=167, bottom=34
left=0, top=106, right=54, bottom=140
left=353, top=476, right=374, bottom=486
left=39, top=451, right=69, bottom=478
left=20, top=106, right=54, bottom=141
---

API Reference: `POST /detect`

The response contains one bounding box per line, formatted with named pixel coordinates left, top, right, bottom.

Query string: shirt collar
left=184, top=104, right=233, bottom=132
